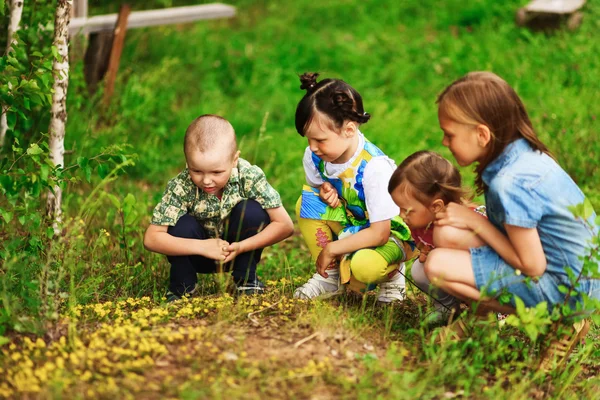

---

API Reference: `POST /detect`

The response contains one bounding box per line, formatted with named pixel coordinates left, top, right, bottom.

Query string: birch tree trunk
left=46, top=0, right=72, bottom=230
left=0, top=0, right=25, bottom=147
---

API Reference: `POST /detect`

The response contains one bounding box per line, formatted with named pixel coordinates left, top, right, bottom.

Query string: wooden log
left=70, top=3, right=236, bottom=35
left=103, top=5, right=131, bottom=105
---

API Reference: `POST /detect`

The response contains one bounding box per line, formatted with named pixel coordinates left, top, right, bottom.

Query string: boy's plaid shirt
left=151, top=158, right=282, bottom=238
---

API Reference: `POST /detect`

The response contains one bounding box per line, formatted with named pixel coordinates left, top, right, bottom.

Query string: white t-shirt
left=303, top=132, right=400, bottom=223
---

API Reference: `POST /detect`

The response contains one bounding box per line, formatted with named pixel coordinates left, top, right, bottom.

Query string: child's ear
left=429, top=198, right=445, bottom=213
left=476, top=124, right=491, bottom=147
left=342, top=121, right=357, bottom=138
left=232, top=150, right=241, bottom=166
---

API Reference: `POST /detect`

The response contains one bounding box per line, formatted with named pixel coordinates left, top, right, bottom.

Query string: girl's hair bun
left=299, top=72, right=319, bottom=92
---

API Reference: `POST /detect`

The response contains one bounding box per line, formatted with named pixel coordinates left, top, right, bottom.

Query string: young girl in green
left=292, top=73, right=415, bottom=302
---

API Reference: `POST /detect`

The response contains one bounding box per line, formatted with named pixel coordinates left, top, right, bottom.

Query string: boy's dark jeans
left=167, top=199, right=270, bottom=296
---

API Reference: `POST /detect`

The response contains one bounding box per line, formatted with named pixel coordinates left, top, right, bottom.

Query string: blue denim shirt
left=482, top=138, right=597, bottom=281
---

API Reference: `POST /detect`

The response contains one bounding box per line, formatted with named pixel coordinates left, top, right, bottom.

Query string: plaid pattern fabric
left=151, top=158, right=282, bottom=238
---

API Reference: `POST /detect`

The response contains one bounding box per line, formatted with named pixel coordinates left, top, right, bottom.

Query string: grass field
left=1, top=0, right=600, bottom=398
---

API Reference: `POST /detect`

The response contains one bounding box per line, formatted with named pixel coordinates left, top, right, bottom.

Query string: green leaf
left=106, top=193, right=121, bottom=209
left=77, top=156, right=88, bottom=169
left=123, top=193, right=136, bottom=215
left=26, top=143, right=43, bottom=156
left=123, top=193, right=136, bottom=207
left=535, top=301, right=548, bottom=314
left=40, top=164, right=49, bottom=182
left=46, top=227, right=54, bottom=239
left=84, top=165, right=92, bottom=183
left=31, top=180, right=41, bottom=197
left=557, top=284, right=568, bottom=294
left=18, top=215, right=25, bottom=225
left=6, top=111, right=16, bottom=130
left=0, top=175, right=12, bottom=192
left=0, top=209, right=13, bottom=223
left=97, top=163, right=109, bottom=179
left=583, top=198, right=594, bottom=221
left=125, top=211, right=137, bottom=226
left=561, top=303, right=573, bottom=318
left=28, top=92, right=44, bottom=106
left=515, top=296, right=525, bottom=316
left=565, top=267, right=577, bottom=284
left=524, top=324, right=538, bottom=342
left=0, top=336, right=10, bottom=347
left=23, top=96, right=30, bottom=110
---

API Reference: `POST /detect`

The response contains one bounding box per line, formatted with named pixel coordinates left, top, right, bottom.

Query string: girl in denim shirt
left=425, top=72, right=599, bottom=370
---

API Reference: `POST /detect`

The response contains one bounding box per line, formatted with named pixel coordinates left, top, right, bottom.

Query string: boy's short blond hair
left=184, top=114, right=238, bottom=158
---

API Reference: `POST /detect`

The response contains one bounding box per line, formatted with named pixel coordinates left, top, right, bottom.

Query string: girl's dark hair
left=388, top=151, right=470, bottom=205
left=437, top=71, right=552, bottom=194
left=295, top=72, right=371, bottom=135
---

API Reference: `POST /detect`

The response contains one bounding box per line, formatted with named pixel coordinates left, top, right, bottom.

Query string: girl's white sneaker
left=377, top=272, right=406, bottom=303
left=293, top=269, right=342, bottom=300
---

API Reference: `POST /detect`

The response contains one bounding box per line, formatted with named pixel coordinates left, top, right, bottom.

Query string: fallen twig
left=247, top=299, right=283, bottom=326
left=293, top=331, right=321, bottom=348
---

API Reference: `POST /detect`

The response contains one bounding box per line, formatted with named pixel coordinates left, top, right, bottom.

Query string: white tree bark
left=46, top=0, right=72, bottom=230
left=0, top=0, right=25, bottom=147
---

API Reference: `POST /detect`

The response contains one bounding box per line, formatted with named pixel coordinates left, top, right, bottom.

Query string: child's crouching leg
left=167, top=214, right=215, bottom=296
left=351, top=249, right=396, bottom=284
left=226, top=199, right=270, bottom=285
left=350, top=239, right=405, bottom=284
left=293, top=196, right=345, bottom=300
left=294, top=196, right=341, bottom=261
left=350, top=240, right=410, bottom=302
left=412, top=259, right=460, bottom=314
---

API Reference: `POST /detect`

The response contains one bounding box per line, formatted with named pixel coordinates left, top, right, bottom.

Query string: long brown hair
left=437, top=71, right=551, bottom=194
left=388, top=151, right=471, bottom=206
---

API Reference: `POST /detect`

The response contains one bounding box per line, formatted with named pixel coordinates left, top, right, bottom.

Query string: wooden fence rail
left=70, top=3, right=236, bottom=35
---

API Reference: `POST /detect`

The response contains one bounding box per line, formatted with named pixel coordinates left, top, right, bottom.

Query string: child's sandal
left=538, top=319, right=591, bottom=372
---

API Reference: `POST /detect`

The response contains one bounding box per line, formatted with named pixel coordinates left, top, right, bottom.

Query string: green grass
left=2, top=0, right=600, bottom=398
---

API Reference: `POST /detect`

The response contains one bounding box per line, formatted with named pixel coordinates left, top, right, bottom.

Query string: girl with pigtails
left=292, top=73, right=416, bottom=302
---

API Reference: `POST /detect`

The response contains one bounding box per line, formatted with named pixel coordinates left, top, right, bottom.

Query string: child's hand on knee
left=435, top=202, right=474, bottom=230
left=203, top=238, right=230, bottom=261
left=319, top=182, right=340, bottom=208
left=316, top=244, right=337, bottom=278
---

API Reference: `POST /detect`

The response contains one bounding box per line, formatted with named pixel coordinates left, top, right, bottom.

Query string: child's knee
left=232, top=200, right=270, bottom=228
left=168, top=214, right=205, bottom=239
left=433, top=225, right=461, bottom=248
left=433, top=225, right=483, bottom=249
left=424, top=249, right=443, bottom=280
left=351, top=249, right=389, bottom=284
